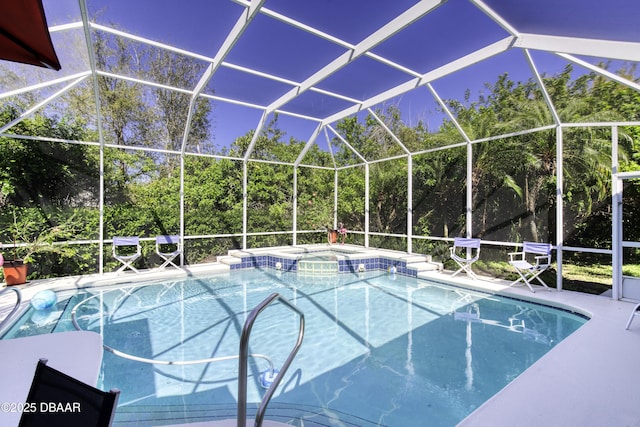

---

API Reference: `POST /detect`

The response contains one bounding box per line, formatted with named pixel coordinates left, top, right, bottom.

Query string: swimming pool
left=2, top=269, right=587, bottom=426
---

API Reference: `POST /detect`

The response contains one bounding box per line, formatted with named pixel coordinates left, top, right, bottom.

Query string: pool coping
left=1, top=245, right=639, bottom=427
left=220, top=243, right=441, bottom=275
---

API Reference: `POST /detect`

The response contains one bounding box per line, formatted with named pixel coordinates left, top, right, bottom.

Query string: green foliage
left=2, top=61, right=640, bottom=286
left=0, top=207, right=85, bottom=281
left=2, top=208, right=78, bottom=263
left=413, top=147, right=466, bottom=238
left=297, top=168, right=334, bottom=229
left=0, top=106, right=98, bottom=208
left=337, top=167, right=365, bottom=230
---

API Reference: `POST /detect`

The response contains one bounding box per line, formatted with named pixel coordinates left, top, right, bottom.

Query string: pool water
left=2, top=270, right=587, bottom=426
left=297, top=251, right=339, bottom=260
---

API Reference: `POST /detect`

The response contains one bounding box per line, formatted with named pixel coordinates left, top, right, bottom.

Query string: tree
left=0, top=106, right=99, bottom=209
left=492, top=66, right=628, bottom=243
left=148, top=47, right=213, bottom=162
left=334, top=106, right=411, bottom=238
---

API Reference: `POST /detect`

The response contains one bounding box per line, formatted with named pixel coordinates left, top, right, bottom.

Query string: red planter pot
left=3, top=261, right=28, bottom=286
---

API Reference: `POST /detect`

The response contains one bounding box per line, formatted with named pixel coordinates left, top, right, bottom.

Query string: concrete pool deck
left=1, top=247, right=639, bottom=427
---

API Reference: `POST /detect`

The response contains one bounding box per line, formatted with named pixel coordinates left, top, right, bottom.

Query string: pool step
left=217, top=255, right=242, bottom=267
left=399, top=253, right=443, bottom=272
left=407, top=260, right=443, bottom=272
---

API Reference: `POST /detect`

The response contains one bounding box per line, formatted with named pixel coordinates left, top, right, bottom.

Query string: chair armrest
left=533, top=254, right=551, bottom=266
left=508, top=251, right=524, bottom=261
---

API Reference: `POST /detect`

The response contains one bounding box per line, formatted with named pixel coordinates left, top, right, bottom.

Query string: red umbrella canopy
left=0, top=0, right=61, bottom=70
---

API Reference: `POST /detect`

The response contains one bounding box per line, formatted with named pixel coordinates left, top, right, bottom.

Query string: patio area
left=1, top=1, right=640, bottom=425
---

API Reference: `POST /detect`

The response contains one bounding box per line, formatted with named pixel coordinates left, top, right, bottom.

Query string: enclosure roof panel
left=0, top=0, right=638, bottom=160
left=484, top=0, right=640, bottom=42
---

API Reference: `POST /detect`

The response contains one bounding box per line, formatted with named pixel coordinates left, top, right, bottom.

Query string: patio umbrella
left=0, top=0, right=61, bottom=70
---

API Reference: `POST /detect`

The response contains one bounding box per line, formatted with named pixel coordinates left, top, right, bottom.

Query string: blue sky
left=38, top=0, right=640, bottom=149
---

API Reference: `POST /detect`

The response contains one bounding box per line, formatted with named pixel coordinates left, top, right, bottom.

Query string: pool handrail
left=0, top=286, right=22, bottom=331
left=237, top=292, right=305, bottom=427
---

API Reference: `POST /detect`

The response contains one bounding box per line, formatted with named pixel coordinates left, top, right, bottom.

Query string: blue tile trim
left=230, top=253, right=419, bottom=277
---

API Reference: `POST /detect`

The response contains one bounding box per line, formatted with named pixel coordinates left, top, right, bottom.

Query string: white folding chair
left=449, top=237, right=481, bottom=279
left=508, top=241, right=552, bottom=292
left=155, top=235, right=182, bottom=269
left=112, top=236, right=141, bottom=273
left=625, top=303, right=640, bottom=330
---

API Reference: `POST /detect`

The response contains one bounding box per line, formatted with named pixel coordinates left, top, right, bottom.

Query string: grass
left=470, top=260, right=640, bottom=295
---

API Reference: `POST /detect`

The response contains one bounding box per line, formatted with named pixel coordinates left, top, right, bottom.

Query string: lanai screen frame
left=1, top=0, right=639, bottom=299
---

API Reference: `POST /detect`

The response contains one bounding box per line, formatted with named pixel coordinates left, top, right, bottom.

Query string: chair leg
left=625, top=303, right=640, bottom=330
left=451, top=264, right=477, bottom=280
left=158, top=257, right=180, bottom=269
left=116, top=258, right=139, bottom=273
left=159, top=260, right=171, bottom=269
left=510, top=268, right=551, bottom=293
left=522, top=276, right=536, bottom=293
left=465, top=267, right=478, bottom=280
left=530, top=270, right=550, bottom=290
left=451, top=258, right=466, bottom=277
left=534, top=276, right=550, bottom=289
left=510, top=272, right=536, bottom=293
left=116, top=264, right=135, bottom=273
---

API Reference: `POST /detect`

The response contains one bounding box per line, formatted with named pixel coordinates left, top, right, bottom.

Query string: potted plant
left=2, top=259, right=27, bottom=286
left=1, top=210, right=77, bottom=286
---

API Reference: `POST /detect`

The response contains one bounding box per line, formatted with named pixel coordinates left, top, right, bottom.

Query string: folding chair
left=508, top=241, right=553, bottom=292
left=625, top=303, right=640, bottom=330
left=19, top=358, right=119, bottom=427
left=155, top=235, right=182, bottom=269
left=112, top=236, right=141, bottom=273
left=449, top=237, right=481, bottom=279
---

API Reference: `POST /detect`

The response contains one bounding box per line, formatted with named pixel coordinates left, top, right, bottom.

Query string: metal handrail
left=237, top=293, right=305, bottom=427
left=0, top=287, right=22, bottom=331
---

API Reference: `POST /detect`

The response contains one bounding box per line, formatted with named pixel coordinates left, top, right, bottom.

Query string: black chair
left=19, top=359, right=119, bottom=427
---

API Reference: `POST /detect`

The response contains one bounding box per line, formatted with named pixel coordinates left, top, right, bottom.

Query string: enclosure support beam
left=181, top=0, right=266, bottom=154
left=525, top=49, right=560, bottom=125
left=323, top=37, right=513, bottom=126
left=242, top=162, right=248, bottom=250
left=515, top=33, right=640, bottom=62
left=466, top=139, right=473, bottom=239
left=556, top=127, right=564, bottom=291
left=333, top=170, right=339, bottom=230
left=365, top=164, right=370, bottom=248
left=79, top=0, right=106, bottom=274
left=179, top=156, right=185, bottom=266
left=0, top=77, right=88, bottom=134
left=293, top=167, right=298, bottom=246
left=612, top=126, right=622, bottom=300
left=407, top=156, right=413, bottom=254
left=265, top=0, right=444, bottom=117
